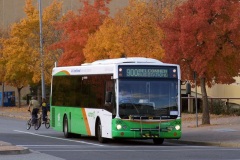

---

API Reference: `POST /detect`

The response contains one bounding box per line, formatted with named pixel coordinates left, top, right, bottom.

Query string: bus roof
left=87, top=57, right=163, bottom=65
left=52, top=57, right=180, bottom=77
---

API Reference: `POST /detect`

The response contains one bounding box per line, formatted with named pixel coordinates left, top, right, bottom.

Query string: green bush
left=229, top=108, right=240, bottom=116
left=22, top=95, right=26, bottom=100
left=209, top=99, right=240, bottom=116
left=209, top=99, right=226, bottom=115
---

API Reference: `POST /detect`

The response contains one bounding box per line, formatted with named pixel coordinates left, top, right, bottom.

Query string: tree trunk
left=200, top=77, right=210, bottom=124
left=1, top=82, right=4, bottom=107
left=17, top=87, right=22, bottom=108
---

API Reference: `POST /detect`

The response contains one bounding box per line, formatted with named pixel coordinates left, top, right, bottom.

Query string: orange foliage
left=161, top=0, right=240, bottom=86
left=160, top=0, right=240, bottom=125
left=1, top=0, right=62, bottom=86
left=84, top=0, right=165, bottom=62
left=51, top=0, right=110, bottom=66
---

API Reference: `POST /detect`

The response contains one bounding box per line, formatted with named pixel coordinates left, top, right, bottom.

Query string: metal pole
left=1, top=83, right=4, bottom=107
left=2, top=0, right=4, bottom=27
left=1, top=0, right=4, bottom=106
left=194, top=72, right=198, bottom=127
left=38, top=0, right=46, bottom=99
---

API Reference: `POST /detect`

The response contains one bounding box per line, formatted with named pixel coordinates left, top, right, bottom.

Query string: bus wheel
left=153, top=138, right=164, bottom=145
left=97, top=120, right=107, bottom=143
left=63, top=116, right=71, bottom=138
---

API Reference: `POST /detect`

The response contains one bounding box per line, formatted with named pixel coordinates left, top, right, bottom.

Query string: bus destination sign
left=118, top=66, right=177, bottom=78
left=127, top=68, right=168, bottom=78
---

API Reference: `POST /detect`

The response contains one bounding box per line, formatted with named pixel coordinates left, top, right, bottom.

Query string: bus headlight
left=175, top=125, right=181, bottom=130
left=116, top=124, right=122, bottom=130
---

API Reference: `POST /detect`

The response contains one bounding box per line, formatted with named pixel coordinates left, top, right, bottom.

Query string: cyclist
left=28, top=96, right=40, bottom=125
left=41, top=98, right=47, bottom=124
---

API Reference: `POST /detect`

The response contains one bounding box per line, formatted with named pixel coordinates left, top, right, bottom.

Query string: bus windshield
left=118, top=79, right=178, bottom=119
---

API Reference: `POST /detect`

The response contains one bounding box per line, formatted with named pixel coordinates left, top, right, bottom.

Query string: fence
left=182, top=97, right=240, bottom=115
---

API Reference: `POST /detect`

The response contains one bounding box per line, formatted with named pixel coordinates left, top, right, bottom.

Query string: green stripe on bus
left=54, top=70, right=70, bottom=76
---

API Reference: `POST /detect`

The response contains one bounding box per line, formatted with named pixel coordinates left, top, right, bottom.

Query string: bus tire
left=153, top=138, right=164, bottom=145
left=63, top=116, right=71, bottom=138
left=96, top=120, right=107, bottom=143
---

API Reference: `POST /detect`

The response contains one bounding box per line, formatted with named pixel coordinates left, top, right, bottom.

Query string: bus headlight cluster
left=175, top=125, right=181, bottom=130
left=116, top=124, right=127, bottom=130
left=116, top=124, right=122, bottom=130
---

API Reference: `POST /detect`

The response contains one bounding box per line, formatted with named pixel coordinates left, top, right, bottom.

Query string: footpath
left=0, top=106, right=240, bottom=155
left=170, top=113, right=240, bottom=148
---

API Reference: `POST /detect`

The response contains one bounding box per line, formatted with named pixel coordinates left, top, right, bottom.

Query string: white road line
left=14, top=130, right=105, bottom=147
left=31, top=148, right=240, bottom=152
left=18, top=145, right=86, bottom=147
left=35, top=150, right=184, bottom=152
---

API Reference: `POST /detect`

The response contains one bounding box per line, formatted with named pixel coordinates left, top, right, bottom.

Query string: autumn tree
left=40, top=0, right=63, bottom=83
left=161, top=0, right=240, bottom=124
left=149, top=0, right=185, bottom=20
left=0, top=28, right=9, bottom=83
left=0, top=28, right=9, bottom=106
left=1, top=0, right=62, bottom=107
left=84, top=0, right=165, bottom=62
left=83, top=17, right=125, bottom=61
left=51, top=0, right=110, bottom=66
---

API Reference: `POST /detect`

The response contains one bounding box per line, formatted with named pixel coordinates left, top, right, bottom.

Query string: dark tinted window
left=51, top=75, right=114, bottom=112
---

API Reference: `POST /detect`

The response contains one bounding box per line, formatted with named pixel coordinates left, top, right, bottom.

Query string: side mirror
left=105, top=91, right=112, bottom=103
left=181, top=80, right=186, bottom=85
left=186, top=82, right=191, bottom=95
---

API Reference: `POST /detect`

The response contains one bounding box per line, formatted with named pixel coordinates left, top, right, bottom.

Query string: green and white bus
left=50, top=57, right=181, bottom=144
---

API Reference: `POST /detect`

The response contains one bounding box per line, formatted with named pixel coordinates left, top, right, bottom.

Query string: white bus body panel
left=85, top=109, right=112, bottom=138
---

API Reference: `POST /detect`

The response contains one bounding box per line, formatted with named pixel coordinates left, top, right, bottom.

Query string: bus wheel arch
left=95, top=117, right=107, bottom=143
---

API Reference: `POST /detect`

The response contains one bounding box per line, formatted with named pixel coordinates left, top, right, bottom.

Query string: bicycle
left=26, top=110, right=50, bottom=130
left=42, top=113, right=50, bottom=129
left=26, top=110, right=40, bottom=130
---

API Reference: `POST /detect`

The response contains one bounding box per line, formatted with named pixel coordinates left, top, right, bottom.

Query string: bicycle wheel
left=34, top=118, right=41, bottom=130
left=26, top=119, right=31, bottom=130
left=45, top=118, right=50, bottom=129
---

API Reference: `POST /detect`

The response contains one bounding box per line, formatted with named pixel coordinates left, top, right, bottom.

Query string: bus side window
left=104, top=80, right=115, bottom=112
left=105, top=91, right=112, bottom=103
left=81, top=78, right=90, bottom=107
